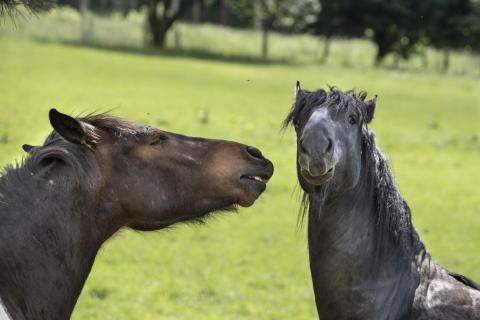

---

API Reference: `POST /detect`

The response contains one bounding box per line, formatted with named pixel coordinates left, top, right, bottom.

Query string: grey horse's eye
left=348, top=114, right=357, bottom=125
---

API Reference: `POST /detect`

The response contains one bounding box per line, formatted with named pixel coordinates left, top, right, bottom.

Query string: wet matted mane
left=283, top=88, right=423, bottom=255
left=284, top=85, right=479, bottom=320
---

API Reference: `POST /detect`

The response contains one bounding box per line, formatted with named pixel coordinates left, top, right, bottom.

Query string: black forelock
left=282, top=86, right=371, bottom=130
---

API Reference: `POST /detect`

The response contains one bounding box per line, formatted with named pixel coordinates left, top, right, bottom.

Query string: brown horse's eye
left=348, top=115, right=357, bottom=125
left=150, top=133, right=168, bottom=146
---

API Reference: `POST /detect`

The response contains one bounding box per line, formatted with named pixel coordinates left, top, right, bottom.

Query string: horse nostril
left=325, top=138, right=333, bottom=153
left=246, top=146, right=264, bottom=160
left=299, top=138, right=308, bottom=155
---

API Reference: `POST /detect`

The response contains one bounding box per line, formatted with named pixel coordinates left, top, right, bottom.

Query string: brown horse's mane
left=0, top=114, right=152, bottom=197
left=0, top=113, right=238, bottom=225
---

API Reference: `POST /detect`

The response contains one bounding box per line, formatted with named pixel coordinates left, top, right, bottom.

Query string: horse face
left=298, top=103, right=362, bottom=190
left=108, top=131, right=274, bottom=230
left=47, top=109, right=273, bottom=230
left=287, top=83, right=376, bottom=191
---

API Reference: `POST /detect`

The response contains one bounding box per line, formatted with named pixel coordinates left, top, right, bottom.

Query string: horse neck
left=307, top=144, right=422, bottom=319
left=0, top=166, right=121, bottom=320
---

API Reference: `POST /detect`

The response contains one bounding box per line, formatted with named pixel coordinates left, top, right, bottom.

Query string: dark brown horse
left=0, top=109, right=273, bottom=320
left=284, top=83, right=479, bottom=320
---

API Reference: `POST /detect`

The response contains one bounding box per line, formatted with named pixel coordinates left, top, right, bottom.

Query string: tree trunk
left=79, top=0, right=90, bottom=43
left=373, top=32, right=391, bottom=67
left=442, top=48, right=450, bottom=73
left=192, top=0, right=202, bottom=24
left=147, top=0, right=185, bottom=48
left=374, top=44, right=388, bottom=67
left=99, top=0, right=108, bottom=15
left=421, top=49, right=428, bottom=69
left=320, top=37, right=331, bottom=64
left=148, top=4, right=167, bottom=48
left=219, top=0, right=228, bottom=25
left=261, top=22, right=268, bottom=60
left=174, top=26, right=181, bottom=50
left=374, top=52, right=382, bottom=67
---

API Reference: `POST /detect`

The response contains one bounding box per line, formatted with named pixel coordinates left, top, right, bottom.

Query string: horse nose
left=245, top=146, right=265, bottom=161
left=299, top=130, right=333, bottom=157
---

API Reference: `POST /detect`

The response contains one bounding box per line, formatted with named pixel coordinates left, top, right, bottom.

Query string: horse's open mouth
left=239, top=173, right=271, bottom=193
left=301, top=166, right=334, bottom=185
left=241, top=174, right=270, bottom=184
left=237, top=164, right=274, bottom=206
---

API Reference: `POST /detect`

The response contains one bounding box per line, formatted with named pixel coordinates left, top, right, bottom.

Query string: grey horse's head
left=284, top=82, right=377, bottom=193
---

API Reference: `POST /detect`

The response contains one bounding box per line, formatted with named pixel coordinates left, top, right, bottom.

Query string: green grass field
left=1, top=9, right=479, bottom=319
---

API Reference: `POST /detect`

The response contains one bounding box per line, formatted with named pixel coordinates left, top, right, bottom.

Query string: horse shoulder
left=413, top=264, right=480, bottom=320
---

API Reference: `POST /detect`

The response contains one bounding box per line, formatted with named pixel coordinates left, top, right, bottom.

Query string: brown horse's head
left=36, top=109, right=273, bottom=231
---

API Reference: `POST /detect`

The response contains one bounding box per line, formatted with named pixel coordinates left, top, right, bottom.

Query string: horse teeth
left=246, top=175, right=267, bottom=183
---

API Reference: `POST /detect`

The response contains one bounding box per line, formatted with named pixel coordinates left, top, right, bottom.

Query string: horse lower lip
left=301, top=167, right=333, bottom=185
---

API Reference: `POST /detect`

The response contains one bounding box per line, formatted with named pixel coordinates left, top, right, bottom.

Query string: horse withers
left=284, top=82, right=479, bottom=320
left=0, top=109, right=273, bottom=320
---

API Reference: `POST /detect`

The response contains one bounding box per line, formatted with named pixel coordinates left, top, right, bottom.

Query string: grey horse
left=284, top=83, right=480, bottom=320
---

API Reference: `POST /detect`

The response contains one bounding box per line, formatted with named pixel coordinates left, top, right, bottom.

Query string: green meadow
left=1, top=9, right=479, bottom=319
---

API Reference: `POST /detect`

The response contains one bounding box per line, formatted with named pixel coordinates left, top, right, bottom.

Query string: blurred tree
left=146, top=0, right=192, bottom=47
left=220, top=0, right=319, bottom=58
left=359, top=0, right=425, bottom=65
left=312, top=0, right=426, bottom=65
left=191, top=0, right=202, bottom=23
left=79, top=0, right=90, bottom=43
left=218, top=0, right=228, bottom=24
left=254, top=0, right=320, bottom=59
left=312, top=0, right=479, bottom=67
left=421, top=0, right=477, bottom=71
left=310, top=0, right=363, bottom=63
left=0, top=0, right=53, bottom=14
left=224, top=0, right=254, bottom=27
left=469, top=0, right=480, bottom=52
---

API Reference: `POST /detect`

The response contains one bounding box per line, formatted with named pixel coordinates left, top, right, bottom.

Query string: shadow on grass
left=33, top=37, right=291, bottom=66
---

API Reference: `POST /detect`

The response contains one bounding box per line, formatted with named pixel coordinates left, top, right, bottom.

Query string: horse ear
left=365, top=95, right=377, bottom=123
left=22, top=144, right=35, bottom=153
left=49, top=109, right=96, bottom=146
left=295, top=80, right=304, bottom=101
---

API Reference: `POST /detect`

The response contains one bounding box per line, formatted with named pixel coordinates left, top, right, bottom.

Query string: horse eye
left=348, top=115, right=357, bottom=125
left=150, top=133, right=168, bottom=145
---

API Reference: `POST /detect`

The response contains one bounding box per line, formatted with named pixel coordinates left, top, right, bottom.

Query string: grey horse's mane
left=283, top=87, right=424, bottom=257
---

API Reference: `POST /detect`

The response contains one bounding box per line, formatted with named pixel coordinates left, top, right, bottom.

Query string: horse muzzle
left=298, top=148, right=336, bottom=186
